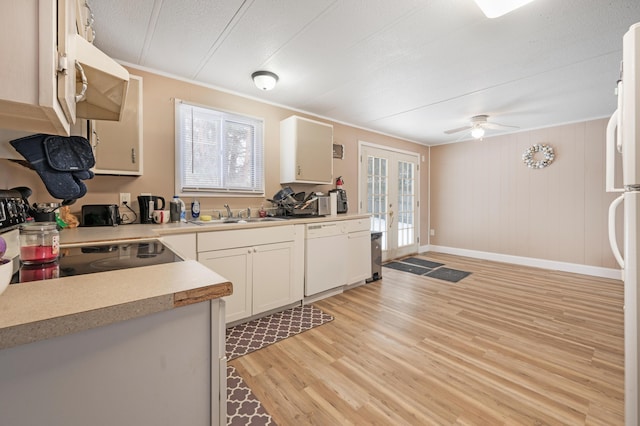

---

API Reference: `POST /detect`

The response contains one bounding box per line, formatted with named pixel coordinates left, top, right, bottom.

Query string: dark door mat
left=401, top=257, right=444, bottom=269
left=424, top=267, right=471, bottom=283
left=383, top=261, right=432, bottom=275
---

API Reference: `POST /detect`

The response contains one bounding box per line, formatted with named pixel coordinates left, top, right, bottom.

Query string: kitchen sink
left=188, top=217, right=288, bottom=226
left=246, top=217, right=288, bottom=222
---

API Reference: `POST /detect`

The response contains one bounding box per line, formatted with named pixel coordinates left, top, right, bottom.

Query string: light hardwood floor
left=230, top=253, right=624, bottom=425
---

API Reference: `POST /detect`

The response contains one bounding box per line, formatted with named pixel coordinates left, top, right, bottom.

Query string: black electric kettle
left=138, top=195, right=166, bottom=224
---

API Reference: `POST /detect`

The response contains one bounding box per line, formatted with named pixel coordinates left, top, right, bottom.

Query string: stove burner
left=10, top=240, right=183, bottom=284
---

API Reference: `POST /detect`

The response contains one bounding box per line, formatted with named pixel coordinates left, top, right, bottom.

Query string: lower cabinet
left=162, top=233, right=196, bottom=260
left=197, top=225, right=304, bottom=323
left=0, top=300, right=226, bottom=425
left=346, top=218, right=372, bottom=285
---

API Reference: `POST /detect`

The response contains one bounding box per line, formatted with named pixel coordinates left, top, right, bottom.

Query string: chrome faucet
left=223, top=204, right=232, bottom=218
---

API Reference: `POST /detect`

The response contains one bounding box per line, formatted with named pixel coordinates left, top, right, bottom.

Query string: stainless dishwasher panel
left=305, top=222, right=348, bottom=296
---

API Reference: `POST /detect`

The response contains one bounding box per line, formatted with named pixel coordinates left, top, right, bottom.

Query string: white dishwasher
left=305, top=221, right=348, bottom=296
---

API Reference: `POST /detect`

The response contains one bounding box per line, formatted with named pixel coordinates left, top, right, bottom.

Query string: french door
left=359, top=143, right=420, bottom=261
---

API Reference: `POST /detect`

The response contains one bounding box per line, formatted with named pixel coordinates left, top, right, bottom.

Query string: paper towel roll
left=330, top=192, right=338, bottom=216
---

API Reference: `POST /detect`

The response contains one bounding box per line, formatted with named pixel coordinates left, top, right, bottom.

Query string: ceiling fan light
left=473, top=0, right=536, bottom=18
left=251, top=71, right=279, bottom=91
left=471, top=127, right=485, bottom=139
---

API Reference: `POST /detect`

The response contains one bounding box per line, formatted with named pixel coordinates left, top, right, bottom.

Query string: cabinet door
left=280, top=116, right=333, bottom=184
left=0, top=0, right=74, bottom=135
left=295, top=118, right=333, bottom=183
left=252, top=241, right=295, bottom=315
left=199, top=248, right=251, bottom=323
left=92, top=76, right=143, bottom=175
left=162, top=233, right=196, bottom=260
left=347, top=230, right=372, bottom=284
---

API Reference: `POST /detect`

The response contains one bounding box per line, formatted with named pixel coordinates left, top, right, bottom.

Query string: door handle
left=608, top=194, right=624, bottom=268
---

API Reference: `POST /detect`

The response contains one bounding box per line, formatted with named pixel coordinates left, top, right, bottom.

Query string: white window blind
left=176, top=101, right=264, bottom=196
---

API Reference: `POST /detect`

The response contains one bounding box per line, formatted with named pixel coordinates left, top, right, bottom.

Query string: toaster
left=81, top=204, right=120, bottom=227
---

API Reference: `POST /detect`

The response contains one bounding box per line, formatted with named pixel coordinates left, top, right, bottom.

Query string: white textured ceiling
left=89, top=0, right=640, bottom=145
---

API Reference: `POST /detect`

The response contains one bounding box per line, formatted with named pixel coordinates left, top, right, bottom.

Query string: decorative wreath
left=522, top=143, right=555, bottom=169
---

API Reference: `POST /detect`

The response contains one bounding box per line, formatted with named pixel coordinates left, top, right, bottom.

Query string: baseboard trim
left=421, top=245, right=622, bottom=280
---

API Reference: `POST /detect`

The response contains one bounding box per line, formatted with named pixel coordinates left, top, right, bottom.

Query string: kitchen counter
left=0, top=260, right=231, bottom=350
left=58, top=213, right=370, bottom=242
left=0, top=213, right=368, bottom=350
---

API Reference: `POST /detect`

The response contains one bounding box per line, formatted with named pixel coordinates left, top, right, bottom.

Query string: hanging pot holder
left=10, top=134, right=95, bottom=201
left=43, top=135, right=95, bottom=172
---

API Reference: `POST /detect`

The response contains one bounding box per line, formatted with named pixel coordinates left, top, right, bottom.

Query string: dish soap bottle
left=191, top=199, right=200, bottom=219
left=170, top=195, right=186, bottom=223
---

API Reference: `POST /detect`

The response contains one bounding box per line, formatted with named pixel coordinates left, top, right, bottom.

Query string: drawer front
left=197, top=225, right=296, bottom=252
left=345, top=218, right=371, bottom=233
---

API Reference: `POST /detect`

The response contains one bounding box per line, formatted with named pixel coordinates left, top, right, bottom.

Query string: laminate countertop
left=0, top=213, right=369, bottom=350
left=59, top=212, right=372, bottom=243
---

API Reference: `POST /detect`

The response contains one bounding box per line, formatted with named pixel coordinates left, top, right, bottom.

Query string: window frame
left=174, top=99, right=265, bottom=198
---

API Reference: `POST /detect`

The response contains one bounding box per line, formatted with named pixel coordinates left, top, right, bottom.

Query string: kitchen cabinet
left=162, top=232, right=196, bottom=260
left=198, top=225, right=304, bottom=323
left=91, top=76, right=143, bottom=175
left=0, top=299, right=227, bottom=425
left=0, top=0, right=76, bottom=136
left=0, top=0, right=128, bottom=137
left=280, top=115, right=333, bottom=184
left=346, top=218, right=372, bottom=284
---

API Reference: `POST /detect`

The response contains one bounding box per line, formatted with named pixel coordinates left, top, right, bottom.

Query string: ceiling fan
left=444, top=115, right=519, bottom=139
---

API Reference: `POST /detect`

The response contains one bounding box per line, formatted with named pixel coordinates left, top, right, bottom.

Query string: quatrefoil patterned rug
left=226, top=305, right=334, bottom=425
left=226, top=305, right=334, bottom=360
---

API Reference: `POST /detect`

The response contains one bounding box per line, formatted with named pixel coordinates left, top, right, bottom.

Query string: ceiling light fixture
left=473, top=0, right=536, bottom=18
left=251, top=71, right=279, bottom=91
left=471, top=126, right=486, bottom=139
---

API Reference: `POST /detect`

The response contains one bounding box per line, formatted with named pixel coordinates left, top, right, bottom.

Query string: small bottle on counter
left=191, top=199, right=200, bottom=219
left=170, top=195, right=185, bottom=223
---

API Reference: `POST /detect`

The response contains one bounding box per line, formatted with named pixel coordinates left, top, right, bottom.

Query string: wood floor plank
left=230, top=253, right=624, bottom=425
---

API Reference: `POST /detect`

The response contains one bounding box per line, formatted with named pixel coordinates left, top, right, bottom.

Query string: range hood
left=74, top=35, right=129, bottom=122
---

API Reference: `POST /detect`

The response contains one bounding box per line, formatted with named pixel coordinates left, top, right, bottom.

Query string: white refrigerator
left=607, top=21, right=640, bottom=426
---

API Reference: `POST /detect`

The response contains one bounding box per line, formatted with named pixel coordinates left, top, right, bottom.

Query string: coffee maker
left=330, top=176, right=348, bottom=214
left=138, top=195, right=166, bottom=224
left=329, top=189, right=348, bottom=213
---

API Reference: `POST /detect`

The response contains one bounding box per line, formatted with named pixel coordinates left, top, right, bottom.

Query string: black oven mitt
left=10, top=134, right=95, bottom=201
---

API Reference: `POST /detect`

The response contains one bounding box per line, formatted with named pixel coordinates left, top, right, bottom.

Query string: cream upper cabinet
left=0, top=0, right=128, bottom=137
left=91, top=76, right=143, bottom=175
left=0, top=1, right=76, bottom=136
left=280, top=115, right=333, bottom=184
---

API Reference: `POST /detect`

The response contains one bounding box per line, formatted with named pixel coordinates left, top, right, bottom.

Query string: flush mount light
left=471, top=126, right=485, bottom=139
left=473, top=0, right=536, bottom=18
left=251, top=71, right=279, bottom=91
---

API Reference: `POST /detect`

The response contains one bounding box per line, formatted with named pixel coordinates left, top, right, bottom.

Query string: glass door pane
left=397, top=160, right=415, bottom=248
left=367, top=155, right=388, bottom=251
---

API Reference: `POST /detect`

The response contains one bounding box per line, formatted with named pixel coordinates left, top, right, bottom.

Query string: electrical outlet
left=119, top=192, right=131, bottom=205
left=430, top=229, right=436, bottom=236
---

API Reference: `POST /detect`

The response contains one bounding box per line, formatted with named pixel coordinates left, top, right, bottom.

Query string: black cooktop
left=10, top=240, right=183, bottom=284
